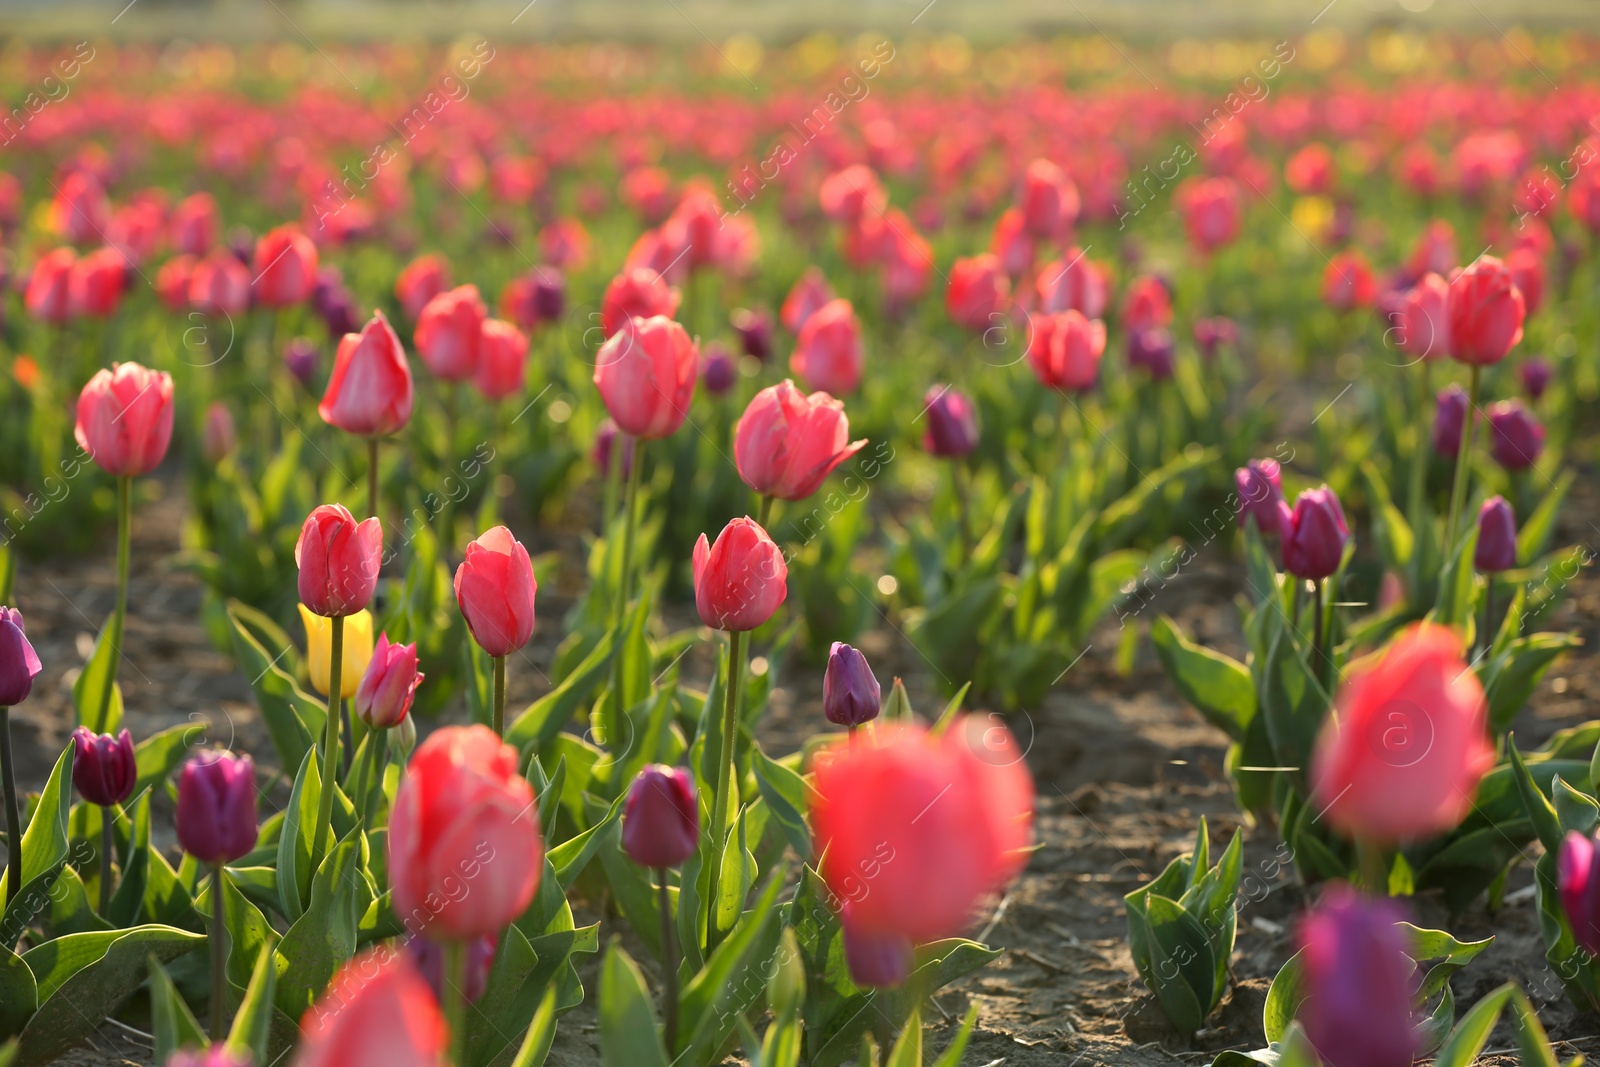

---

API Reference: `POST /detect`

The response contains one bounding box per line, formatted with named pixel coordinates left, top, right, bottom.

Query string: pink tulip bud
left=251, top=224, right=318, bottom=307
left=1279, top=486, right=1350, bottom=580
left=1018, top=158, right=1079, bottom=239
left=692, top=517, right=787, bottom=632
left=187, top=250, right=252, bottom=316
left=1177, top=177, right=1241, bottom=255
left=414, top=284, right=486, bottom=381
left=169, top=192, right=219, bottom=257
left=0, top=606, right=43, bottom=706
left=622, top=764, right=699, bottom=868
left=1026, top=310, right=1105, bottom=393
left=734, top=380, right=866, bottom=502
left=68, top=246, right=127, bottom=318
left=818, top=164, right=886, bottom=225
left=394, top=254, right=449, bottom=320
left=730, top=306, right=773, bottom=361
left=1395, top=272, right=1449, bottom=360
left=71, top=727, right=136, bottom=807
left=945, top=254, right=1009, bottom=332
left=26, top=248, right=76, bottom=324
left=75, top=362, right=176, bottom=478
left=593, top=314, right=697, bottom=440
left=1447, top=255, right=1524, bottom=365
left=318, top=311, right=413, bottom=437
left=355, top=633, right=424, bottom=728
left=454, top=526, right=537, bottom=658
left=1121, top=275, right=1173, bottom=333
left=1035, top=248, right=1108, bottom=318
left=1520, top=357, right=1551, bottom=400
left=202, top=402, right=236, bottom=465
left=1322, top=251, right=1378, bottom=313
left=780, top=268, right=834, bottom=333
left=1560, top=831, right=1600, bottom=956
left=293, top=951, right=447, bottom=1067
left=1234, top=459, right=1284, bottom=533
left=295, top=504, right=383, bottom=618
left=790, top=298, right=863, bottom=397
left=600, top=267, right=680, bottom=339
left=176, top=751, right=258, bottom=865
left=474, top=318, right=529, bottom=402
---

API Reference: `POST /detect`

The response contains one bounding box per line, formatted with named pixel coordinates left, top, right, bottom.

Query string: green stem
left=756, top=494, right=774, bottom=530
left=445, top=939, right=469, bottom=1066
left=1482, top=577, right=1497, bottom=655
left=1, top=707, right=18, bottom=913
left=950, top=462, right=973, bottom=558
left=1443, top=365, right=1482, bottom=553
left=310, top=615, right=345, bottom=875
left=608, top=437, right=644, bottom=712
left=1406, top=360, right=1431, bottom=533
left=659, top=871, right=679, bottom=1053
left=707, top=629, right=746, bottom=948
left=210, top=863, right=228, bottom=1041
left=1355, top=839, right=1389, bottom=896
left=99, top=811, right=114, bottom=916
left=95, top=476, right=132, bottom=732
left=368, top=436, right=381, bottom=523
left=492, top=655, right=506, bottom=737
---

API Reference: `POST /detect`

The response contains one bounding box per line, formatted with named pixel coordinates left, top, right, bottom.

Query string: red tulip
left=819, top=164, right=886, bottom=224
left=155, top=255, right=196, bottom=312
left=1309, top=624, right=1494, bottom=844
left=187, top=250, right=252, bottom=317
left=251, top=223, right=318, bottom=307
left=25, top=248, right=75, bottom=324
left=388, top=725, right=542, bottom=941
left=781, top=268, right=834, bottom=333
left=1026, top=310, right=1105, bottom=392
left=692, top=517, right=787, bottom=632
left=395, top=254, right=450, bottom=320
left=1395, top=273, right=1449, bottom=360
left=1177, top=177, right=1242, bottom=254
left=1322, top=251, right=1377, bottom=312
left=945, top=254, right=1009, bottom=331
left=319, top=311, right=414, bottom=437
left=295, top=504, right=383, bottom=618
left=75, top=362, right=175, bottom=477
left=593, top=314, right=697, bottom=439
left=1018, top=158, right=1079, bottom=238
left=1285, top=143, right=1335, bottom=194
left=883, top=228, right=934, bottom=314
left=988, top=208, right=1034, bottom=279
left=1505, top=246, right=1545, bottom=317
left=734, top=380, right=866, bottom=501
left=810, top=717, right=1034, bottom=942
left=1121, top=275, right=1172, bottom=332
left=473, top=318, right=528, bottom=402
left=53, top=171, right=109, bottom=243
left=68, top=246, right=127, bottom=318
left=169, top=192, right=218, bottom=256
left=600, top=267, right=680, bottom=339
left=1405, top=219, right=1457, bottom=277
left=1447, top=256, right=1524, bottom=366
left=454, top=526, right=537, bottom=658
left=414, top=284, right=486, bottom=382
left=294, top=950, right=448, bottom=1067
left=1569, top=169, right=1600, bottom=234
left=790, top=298, right=863, bottom=396
left=1035, top=248, right=1109, bottom=318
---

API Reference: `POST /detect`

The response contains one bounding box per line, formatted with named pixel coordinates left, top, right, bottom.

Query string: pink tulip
left=734, top=380, right=866, bottom=501
left=414, top=284, right=486, bottom=382
left=600, top=267, right=680, bottom=339
left=295, top=504, right=383, bottom=618
left=692, top=517, right=787, bottom=632
left=790, top=298, right=863, bottom=396
left=25, top=248, right=75, bottom=324
left=454, top=526, right=537, bottom=658
left=780, top=268, right=834, bottom=333
left=945, top=254, right=1009, bottom=332
left=1395, top=273, right=1449, bottom=360
left=74, top=362, right=175, bottom=478
left=1447, top=256, right=1524, bottom=366
left=593, top=314, right=698, bottom=439
left=1026, top=310, right=1105, bottom=392
left=251, top=223, right=318, bottom=307
left=319, top=311, right=414, bottom=437
left=473, top=318, right=528, bottom=402
left=293, top=950, right=448, bottom=1067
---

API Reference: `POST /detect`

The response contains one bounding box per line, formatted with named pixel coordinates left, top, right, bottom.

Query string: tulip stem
left=609, top=437, right=644, bottom=715
left=658, top=871, right=679, bottom=1052
left=708, top=628, right=746, bottom=948
left=1355, top=839, right=1389, bottom=896
left=94, top=476, right=132, bottom=734
left=445, top=939, right=469, bottom=1066
left=1443, top=365, right=1482, bottom=553
left=0, top=706, right=18, bottom=912
left=492, top=655, right=507, bottom=737
left=311, top=615, right=344, bottom=877
left=99, top=812, right=114, bottom=916
left=757, top=494, right=774, bottom=530
left=1311, top=579, right=1325, bottom=678
left=210, top=862, right=228, bottom=1041
left=367, top=436, right=381, bottom=523
left=1483, top=578, right=1497, bottom=655
left=1406, top=361, right=1432, bottom=534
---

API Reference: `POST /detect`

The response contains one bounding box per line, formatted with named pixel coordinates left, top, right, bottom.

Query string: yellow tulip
left=299, top=605, right=374, bottom=699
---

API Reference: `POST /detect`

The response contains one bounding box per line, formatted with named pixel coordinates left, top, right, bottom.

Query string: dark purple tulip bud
left=310, top=266, right=344, bottom=317
left=922, top=385, right=979, bottom=457
left=1126, top=326, right=1175, bottom=380
left=1559, top=830, right=1600, bottom=956
left=1488, top=400, right=1545, bottom=471
left=283, top=337, right=319, bottom=386
left=408, top=932, right=496, bottom=1004
left=322, top=294, right=361, bottom=339
left=175, top=752, right=258, bottom=865
left=486, top=216, right=517, bottom=245
left=730, top=307, right=773, bottom=362
left=1279, top=485, right=1350, bottom=580
left=227, top=226, right=254, bottom=266
left=823, top=642, right=881, bottom=727
left=1520, top=357, right=1551, bottom=401
left=0, top=606, right=42, bottom=706
left=1234, top=459, right=1283, bottom=533
left=1473, top=496, right=1517, bottom=573
left=700, top=344, right=737, bottom=396
left=1328, top=200, right=1356, bottom=244
left=71, top=727, right=136, bottom=807
left=1297, top=885, right=1418, bottom=1067
left=1431, top=383, right=1467, bottom=458
left=841, top=903, right=912, bottom=988
left=531, top=266, right=565, bottom=323
left=622, top=764, right=699, bottom=868
left=592, top=418, right=635, bottom=480
left=355, top=633, right=424, bottom=729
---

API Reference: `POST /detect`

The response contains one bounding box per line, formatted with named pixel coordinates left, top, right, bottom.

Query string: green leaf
left=1517, top=470, right=1574, bottom=564
left=752, top=746, right=812, bottom=859
left=678, top=873, right=786, bottom=1064
left=507, top=628, right=615, bottom=756
left=550, top=794, right=624, bottom=890
left=886, top=1006, right=921, bottom=1067
left=1509, top=738, right=1564, bottom=854
left=1431, top=981, right=1515, bottom=1067
left=1258, top=615, right=1331, bottom=771
left=0, top=745, right=73, bottom=946
left=1262, top=949, right=1306, bottom=1044
left=225, top=933, right=279, bottom=1064
left=0, top=945, right=36, bottom=1040
left=598, top=943, right=669, bottom=1067
left=131, top=723, right=201, bottom=801
left=226, top=600, right=323, bottom=773
left=276, top=747, right=321, bottom=921
left=508, top=985, right=559, bottom=1067
left=147, top=955, right=205, bottom=1064
left=273, top=830, right=366, bottom=1020
left=106, top=789, right=152, bottom=927
left=72, top=611, right=123, bottom=735
left=1482, top=634, right=1581, bottom=735
left=1151, top=616, right=1255, bottom=741
left=931, top=1003, right=980, bottom=1067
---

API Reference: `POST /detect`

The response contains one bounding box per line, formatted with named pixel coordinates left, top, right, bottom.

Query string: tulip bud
left=293, top=951, right=447, bottom=1067
left=692, top=517, right=788, bottom=632
left=1279, top=486, right=1350, bottom=580
left=530, top=266, right=566, bottom=322
left=394, top=253, right=449, bottom=320
left=1126, top=326, right=1175, bottom=380
left=1520, top=357, right=1551, bottom=400
left=355, top=633, right=424, bottom=728
left=474, top=318, right=529, bottom=402
left=390, top=713, right=417, bottom=764
left=415, top=284, right=486, bottom=381
left=299, top=607, right=375, bottom=699
left=0, top=606, right=43, bottom=706
left=318, top=311, right=413, bottom=437
left=69, top=246, right=128, bottom=318
left=202, top=401, right=236, bottom=465
left=295, top=504, right=383, bottom=618
left=1178, top=177, right=1242, bottom=254
left=781, top=268, right=834, bottom=333
left=1193, top=316, right=1237, bottom=361
left=176, top=752, right=259, bottom=865
left=26, top=248, right=75, bottom=324
left=1447, top=255, right=1524, bottom=366
left=454, top=526, right=538, bottom=658
left=700, top=344, right=737, bottom=396
left=169, top=192, right=219, bottom=257
left=823, top=642, right=880, bottom=727
left=251, top=224, right=318, bottom=307
left=71, top=727, right=136, bottom=807
left=1488, top=399, right=1545, bottom=471
left=790, top=298, right=863, bottom=396
left=1473, top=496, right=1517, bottom=573
left=1297, top=886, right=1418, bottom=1067
left=1121, top=275, right=1173, bottom=333
left=922, top=385, right=979, bottom=458
left=283, top=337, right=319, bottom=387
left=731, top=306, right=772, bottom=361
left=841, top=903, right=913, bottom=988
left=599, top=267, right=680, bottom=339
left=1395, top=273, right=1449, bottom=360
left=1018, top=157, right=1078, bottom=239
left=407, top=932, right=496, bottom=1004
left=734, top=380, right=866, bottom=502
left=592, top=419, right=635, bottom=480
left=622, top=764, right=699, bottom=868
left=1431, top=383, right=1468, bottom=458
left=75, top=362, right=176, bottom=478
left=1234, top=459, right=1283, bottom=534
left=1560, top=830, right=1600, bottom=956
left=1321, top=251, right=1377, bottom=312
left=1026, top=310, right=1105, bottom=392
left=593, top=314, right=698, bottom=440
left=945, top=254, right=1009, bottom=332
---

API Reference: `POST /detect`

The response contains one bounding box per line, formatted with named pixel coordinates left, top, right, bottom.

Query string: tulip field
left=6, top=23, right=1600, bottom=1067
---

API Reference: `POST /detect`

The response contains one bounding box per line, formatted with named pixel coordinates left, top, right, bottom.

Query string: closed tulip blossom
left=319, top=311, right=414, bottom=438
left=284, top=337, right=319, bottom=386
left=293, top=950, right=448, bottom=1067
left=389, top=725, right=543, bottom=941
left=819, top=164, right=887, bottom=224
left=1296, top=886, right=1418, bottom=1067
left=1321, top=251, right=1377, bottom=312
left=202, top=402, right=236, bottom=464
left=1474, top=496, right=1518, bottom=574
left=499, top=266, right=566, bottom=329
left=700, top=344, right=736, bottom=395
left=1035, top=248, right=1109, bottom=318
left=923, top=385, right=979, bottom=457
left=299, top=607, right=375, bottom=699
left=1488, top=400, right=1545, bottom=470
left=780, top=268, right=834, bottom=333
left=75, top=362, right=175, bottom=478
left=791, top=298, right=864, bottom=396
left=945, top=254, right=1009, bottom=331
left=69, top=246, right=127, bottom=317
left=1234, top=459, right=1284, bottom=533
left=600, top=267, right=680, bottom=338
left=622, top=764, right=700, bottom=869
left=176, top=752, right=259, bottom=865
left=1121, top=275, right=1173, bottom=333
left=593, top=314, right=698, bottom=439
left=1506, top=246, right=1545, bottom=317
left=1177, top=177, right=1242, bottom=254
left=1447, top=255, right=1525, bottom=365
left=188, top=250, right=252, bottom=317
left=156, top=254, right=195, bottom=311
left=1026, top=310, right=1105, bottom=392
left=169, top=1049, right=253, bottom=1067
left=0, top=606, right=43, bottom=707
left=810, top=717, right=1034, bottom=943
left=1309, top=624, right=1494, bottom=844
left=454, top=525, right=538, bottom=658
left=693, top=517, right=787, bottom=632
left=823, top=642, right=880, bottom=727
left=1127, top=327, right=1176, bottom=380
left=355, top=633, right=423, bottom=728
left=251, top=223, right=318, bottom=307
left=731, top=306, right=773, bottom=360
left=1559, top=831, right=1600, bottom=956
left=473, top=318, right=528, bottom=402
left=71, top=727, right=136, bottom=807
left=25, top=248, right=75, bottom=323
left=296, top=504, right=382, bottom=618
left=734, top=380, right=866, bottom=502
left=842, top=903, right=914, bottom=988
left=414, top=284, right=486, bottom=381
left=1432, top=384, right=1468, bottom=457
left=407, top=933, right=497, bottom=1005
left=1395, top=272, right=1450, bottom=360
left=394, top=253, right=450, bottom=320
left=1279, top=486, right=1350, bottom=580
left=1520, top=357, right=1552, bottom=400
left=1192, top=316, right=1238, bottom=360
left=169, top=191, right=218, bottom=256
left=988, top=208, right=1034, bottom=279
left=1018, top=157, right=1079, bottom=238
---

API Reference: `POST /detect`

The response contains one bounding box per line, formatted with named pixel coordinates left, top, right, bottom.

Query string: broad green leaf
left=678, top=874, right=786, bottom=1064
left=507, top=629, right=615, bottom=756
left=0, top=745, right=73, bottom=946
left=752, top=745, right=812, bottom=859
left=1431, top=981, right=1515, bottom=1067
left=273, top=831, right=365, bottom=1020
left=147, top=955, right=205, bottom=1064
left=276, top=747, right=321, bottom=921
left=227, top=600, right=323, bottom=772
left=931, top=1004, right=980, bottom=1067
left=225, top=933, right=279, bottom=1065
left=131, top=723, right=201, bottom=801
left=886, top=1007, right=921, bottom=1067
left=1152, top=616, right=1255, bottom=741
left=508, top=985, right=559, bottom=1067
left=72, top=611, right=123, bottom=735
left=597, top=943, right=669, bottom=1067
left=0, top=945, right=35, bottom=1040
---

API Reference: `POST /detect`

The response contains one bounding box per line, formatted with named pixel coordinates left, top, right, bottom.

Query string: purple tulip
left=176, top=752, right=259, bottom=865
left=1297, top=885, right=1418, bottom=1067
left=408, top=932, right=496, bottom=1004
left=1279, top=486, right=1350, bottom=580
left=1431, top=383, right=1468, bottom=458
left=1126, top=326, right=1175, bottom=380
left=621, top=765, right=699, bottom=869
left=354, top=634, right=424, bottom=729
left=731, top=307, right=773, bottom=362
left=1235, top=459, right=1284, bottom=534
left=1559, top=830, right=1600, bottom=956
left=530, top=266, right=566, bottom=323
left=1193, top=316, right=1237, bottom=361
left=1520, top=357, right=1551, bottom=401
left=823, top=642, right=881, bottom=727
left=226, top=226, right=254, bottom=267
left=1473, top=496, right=1517, bottom=573
left=922, top=385, right=979, bottom=458
left=842, top=903, right=912, bottom=988
left=700, top=344, right=737, bottom=396
left=592, top=418, right=635, bottom=480
left=71, top=727, right=136, bottom=807
left=1488, top=400, right=1545, bottom=471
left=0, top=606, right=42, bottom=707
left=283, top=338, right=319, bottom=387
